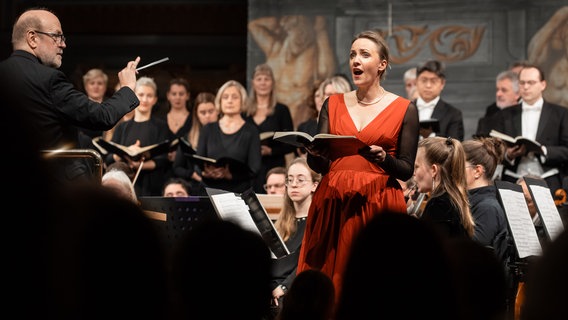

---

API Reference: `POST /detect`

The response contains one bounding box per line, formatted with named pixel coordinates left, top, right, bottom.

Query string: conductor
left=0, top=7, right=140, bottom=183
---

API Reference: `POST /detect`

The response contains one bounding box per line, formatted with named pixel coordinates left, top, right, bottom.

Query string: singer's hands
left=359, top=145, right=387, bottom=164
left=305, top=141, right=329, bottom=159
left=118, top=56, right=141, bottom=91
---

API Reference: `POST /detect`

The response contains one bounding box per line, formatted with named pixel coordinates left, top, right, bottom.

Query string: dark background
left=0, top=0, right=248, bottom=103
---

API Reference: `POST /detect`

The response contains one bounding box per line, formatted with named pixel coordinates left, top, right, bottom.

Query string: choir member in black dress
left=244, top=64, right=295, bottom=193
left=107, top=77, right=173, bottom=196
left=197, top=80, right=262, bottom=193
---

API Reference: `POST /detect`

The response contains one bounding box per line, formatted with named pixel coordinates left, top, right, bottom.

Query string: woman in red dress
left=297, top=30, right=419, bottom=300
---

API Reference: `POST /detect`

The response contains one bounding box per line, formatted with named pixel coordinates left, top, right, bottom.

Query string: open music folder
left=205, top=187, right=289, bottom=259
left=495, top=180, right=542, bottom=259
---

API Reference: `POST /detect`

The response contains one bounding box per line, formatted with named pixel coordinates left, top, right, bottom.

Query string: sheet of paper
left=210, top=193, right=259, bottom=235
left=528, top=184, right=565, bottom=241
left=498, top=189, right=542, bottom=258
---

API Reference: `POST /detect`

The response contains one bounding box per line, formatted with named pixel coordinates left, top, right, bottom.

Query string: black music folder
left=419, top=118, right=440, bottom=132
left=206, top=187, right=289, bottom=259
left=93, top=137, right=179, bottom=160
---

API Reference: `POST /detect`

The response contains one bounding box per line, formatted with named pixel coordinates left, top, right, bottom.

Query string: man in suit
left=475, top=70, right=520, bottom=137
left=414, top=59, right=464, bottom=140
left=493, top=64, right=568, bottom=194
left=0, top=8, right=140, bottom=183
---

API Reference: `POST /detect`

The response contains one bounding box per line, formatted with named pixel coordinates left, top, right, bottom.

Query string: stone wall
left=247, top=0, right=568, bottom=139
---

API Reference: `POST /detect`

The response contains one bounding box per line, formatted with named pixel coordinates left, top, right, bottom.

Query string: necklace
left=168, top=111, right=189, bottom=126
left=357, top=87, right=385, bottom=105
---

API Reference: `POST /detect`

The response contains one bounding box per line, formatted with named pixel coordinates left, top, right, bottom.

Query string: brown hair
left=463, top=137, right=506, bottom=181
left=188, top=91, right=216, bottom=148
left=166, top=78, right=191, bottom=112
left=274, top=158, right=321, bottom=241
left=351, top=30, right=390, bottom=81
left=418, top=137, right=475, bottom=237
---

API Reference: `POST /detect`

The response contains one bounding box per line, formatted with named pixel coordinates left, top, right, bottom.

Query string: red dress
left=297, top=93, right=416, bottom=299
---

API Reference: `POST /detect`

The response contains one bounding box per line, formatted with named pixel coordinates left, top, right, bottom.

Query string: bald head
left=12, top=8, right=65, bottom=68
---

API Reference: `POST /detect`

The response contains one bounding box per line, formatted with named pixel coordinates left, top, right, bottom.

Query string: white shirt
left=517, top=97, right=547, bottom=177
left=416, top=96, right=440, bottom=121
left=521, top=97, right=543, bottom=141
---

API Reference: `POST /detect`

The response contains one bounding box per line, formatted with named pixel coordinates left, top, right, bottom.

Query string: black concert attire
left=0, top=50, right=138, bottom=182
left=197, top=121, right=262, bottom=193
left=107, top=118, right=173, bottom=196
left=245, top=103, right=295, bottom=193
left=420, top=192, right=469, bottom=238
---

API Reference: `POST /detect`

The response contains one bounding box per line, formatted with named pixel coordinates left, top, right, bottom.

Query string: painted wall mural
left=528, top=6, right=568, bottom=107
left=380, top=24, right=486, bottom=64
left=248, top=2, right=568, bottom=136
left=248, top=15, right=337, bottom=127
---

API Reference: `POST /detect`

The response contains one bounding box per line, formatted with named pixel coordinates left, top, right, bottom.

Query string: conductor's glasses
left=34, top=30, right=66, bottom=44
left=285, top=176, right=311, bottom=187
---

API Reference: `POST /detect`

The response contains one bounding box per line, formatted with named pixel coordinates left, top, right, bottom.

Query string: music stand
left=138, top=196, right=217, bottom=253
left=495, top=180, right=542, bottom=259
left=495, top=180, right=542, bottom=316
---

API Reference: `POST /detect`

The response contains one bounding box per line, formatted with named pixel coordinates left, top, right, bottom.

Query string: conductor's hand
left=118, top=56, right=141, bottom=91
left=359, top=145, right=387, bottom=164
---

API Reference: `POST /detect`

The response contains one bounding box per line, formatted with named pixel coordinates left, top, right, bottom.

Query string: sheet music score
left=497, top=188, right=542, bottom=258
left=206, top=188, right=290, bottom=259
left=209, top=193, right=259, bottom=235
left=526, top=183, right=565, bottom=241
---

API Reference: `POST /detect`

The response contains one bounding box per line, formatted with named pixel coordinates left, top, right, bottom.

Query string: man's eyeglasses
left=34, top=30, right=66, bottom=44
left=285, top=177, right=312, bottom=187
left=417, top=77, right=442, bottom=85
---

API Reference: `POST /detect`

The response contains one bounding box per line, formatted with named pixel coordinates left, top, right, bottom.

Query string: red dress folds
left=297, top=94, right=411, bottom=298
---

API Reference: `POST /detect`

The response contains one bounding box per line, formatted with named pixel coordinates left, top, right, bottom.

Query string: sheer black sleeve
left=380, top=101, right=419, bottom=181
left=306, top=98, right=331, bottom=174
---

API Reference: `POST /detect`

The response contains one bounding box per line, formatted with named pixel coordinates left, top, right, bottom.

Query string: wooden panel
left=257, top=193, right=284, bottom=220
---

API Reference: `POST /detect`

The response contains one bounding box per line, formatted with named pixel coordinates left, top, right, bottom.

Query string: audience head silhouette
left=521, top=229, right=568, bottom=320
left=335, top=212, right=460, bottom=320
left=276, top=269, right=335, bottom=320
left=446, top=238, right=508, bottom=320
left=50, top=184, right=169, bottom=320
left=170, top=219, right=272, bottom=320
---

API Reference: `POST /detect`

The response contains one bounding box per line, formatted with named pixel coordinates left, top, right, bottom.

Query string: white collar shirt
left=416, top=96, right=440, bottom=121
left=521, top=97, right=543, bottom=141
